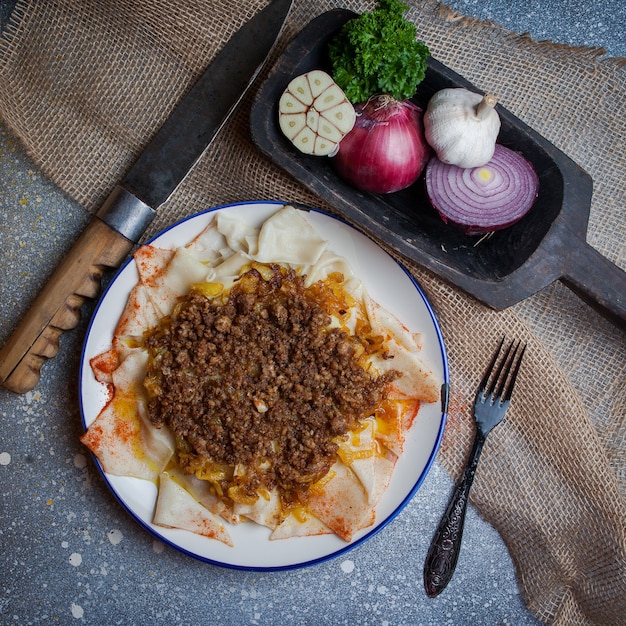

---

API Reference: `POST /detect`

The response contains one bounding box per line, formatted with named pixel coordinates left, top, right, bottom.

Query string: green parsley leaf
left=328, top=0, right=430, bottom=103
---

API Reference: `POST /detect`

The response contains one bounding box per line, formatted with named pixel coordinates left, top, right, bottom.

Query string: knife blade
left=0, top=0, right=293, bottom=394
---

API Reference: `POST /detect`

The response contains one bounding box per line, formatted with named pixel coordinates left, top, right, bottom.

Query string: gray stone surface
left=445, top=0, right=625, bottom=58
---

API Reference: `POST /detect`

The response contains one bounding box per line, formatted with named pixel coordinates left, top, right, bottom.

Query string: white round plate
left=79, top=200, right=448, bottom=571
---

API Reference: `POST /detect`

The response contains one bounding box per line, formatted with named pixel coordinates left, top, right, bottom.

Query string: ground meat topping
left=144, top=264, right=398, bottom=503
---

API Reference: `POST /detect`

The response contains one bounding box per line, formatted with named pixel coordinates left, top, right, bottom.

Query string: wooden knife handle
left=0, top=218, right=133, bottom=394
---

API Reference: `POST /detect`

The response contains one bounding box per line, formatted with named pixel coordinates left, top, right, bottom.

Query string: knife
left=0, top=0, right=293, bottom=394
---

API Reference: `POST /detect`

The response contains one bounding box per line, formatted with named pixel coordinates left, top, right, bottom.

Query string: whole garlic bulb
left=424, top=88, right=500, bottom=168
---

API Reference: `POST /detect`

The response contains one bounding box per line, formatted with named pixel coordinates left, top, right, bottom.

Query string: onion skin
left=332, top=96, right=430, bottom=194
left=425, top=144, right=539, bottom=235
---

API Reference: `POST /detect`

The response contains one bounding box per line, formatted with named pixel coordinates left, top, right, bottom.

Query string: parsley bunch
left=328, top=0, right=430, bottom=104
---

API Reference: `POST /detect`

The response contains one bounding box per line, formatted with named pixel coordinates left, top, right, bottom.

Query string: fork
left=423, top=337, right=526, bottom=598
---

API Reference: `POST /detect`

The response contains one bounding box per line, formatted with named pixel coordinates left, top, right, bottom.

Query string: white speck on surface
left=377, top=584, right=388, bottom=594
left=107, top=529, right=123, bottom=545
left=152, top=540, right=165, bottom=554
left=340, top=559, right=355, bottom=574
left=0, top=452, right=11, bottom=465
left=61, top=541, right=69, bottom=549
left=71, top=603, right=84, bottom=619
left=69, top=553, right=82, bottom=567
left=73, top=454, right=87, bottom=469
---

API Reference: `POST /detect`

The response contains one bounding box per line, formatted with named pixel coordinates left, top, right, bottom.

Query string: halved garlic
left=278, top=70, right=356, bottom=156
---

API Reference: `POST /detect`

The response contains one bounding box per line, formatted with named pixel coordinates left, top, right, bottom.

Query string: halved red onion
left=425, top=144, right=539, bottom=235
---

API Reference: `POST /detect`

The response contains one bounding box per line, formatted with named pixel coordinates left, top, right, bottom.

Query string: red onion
left=332, top=96, right=430, bottom=194
left=425, top=144, right=539, bottom=235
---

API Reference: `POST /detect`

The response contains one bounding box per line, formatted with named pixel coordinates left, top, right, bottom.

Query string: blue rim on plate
left=79, top=200, right=449, bottom=571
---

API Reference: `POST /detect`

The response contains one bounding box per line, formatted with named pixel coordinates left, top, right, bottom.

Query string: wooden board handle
left=0, top=218, right=133, bottom=393
left=561, top=237, right=626, bottom=328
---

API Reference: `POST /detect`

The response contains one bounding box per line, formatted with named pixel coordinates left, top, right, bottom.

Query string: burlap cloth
left=1, top=1, right=624, bottom=623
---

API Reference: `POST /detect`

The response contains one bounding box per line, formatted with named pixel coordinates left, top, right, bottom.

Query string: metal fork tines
left=423, top=338, right=526, bottom=599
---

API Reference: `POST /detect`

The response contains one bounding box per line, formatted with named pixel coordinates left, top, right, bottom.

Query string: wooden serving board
left=250, top=9, right=625, bottom=327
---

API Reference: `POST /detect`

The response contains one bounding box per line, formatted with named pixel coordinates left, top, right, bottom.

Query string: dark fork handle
left=424, top=432, right=486, bottom=598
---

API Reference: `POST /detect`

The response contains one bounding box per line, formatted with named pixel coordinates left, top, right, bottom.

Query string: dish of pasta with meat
left=79, top=202, right=448, bottom=570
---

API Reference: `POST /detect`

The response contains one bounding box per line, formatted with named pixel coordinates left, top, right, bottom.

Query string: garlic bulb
left=278, top=70, right=356, bottom=156
left=424, top=88, right=500, bottom=168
